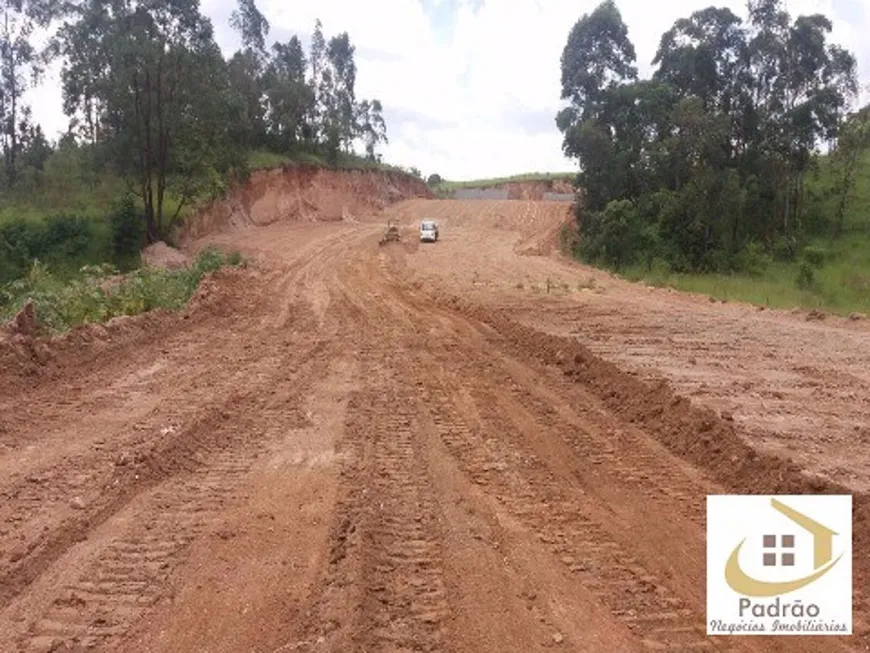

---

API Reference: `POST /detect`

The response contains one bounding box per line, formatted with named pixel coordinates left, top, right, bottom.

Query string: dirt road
left=1, top=199, right=868, bottom=652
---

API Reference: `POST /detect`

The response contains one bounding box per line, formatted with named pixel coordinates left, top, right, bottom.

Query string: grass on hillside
left=435, top=171, right=577, bottom=190
left=246, top=149, right=421, bottom=179
left=2, top=148, right=421, bottom=226
left=0, top=246, right=243, bottom=334
left=620, top=233, right=870, bottom=316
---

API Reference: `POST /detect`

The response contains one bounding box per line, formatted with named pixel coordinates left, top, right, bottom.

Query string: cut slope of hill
left=433, top=172, right=578, bottom=201
left=179, top=164, right=432, bottom=242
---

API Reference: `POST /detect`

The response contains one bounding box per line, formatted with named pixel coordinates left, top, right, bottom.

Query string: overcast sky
left=23, top=0, right=870, bottom=181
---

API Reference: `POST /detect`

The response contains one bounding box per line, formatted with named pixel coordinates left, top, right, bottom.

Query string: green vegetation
left=246, top=149, right=422, bottom=178
left=611, top=131, right=870, bottom=315
left=0, top=247, right=243, bottom=335
left=621, top=233, right=870, bottom=315
left=1, top=1, right=395, bottom=245
left=558, top=0, right=870, bottom=314
left=0, top=0, right=418, bottom=328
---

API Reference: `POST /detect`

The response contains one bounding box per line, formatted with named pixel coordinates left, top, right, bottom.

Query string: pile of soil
left=142, top=242, right=190, bottom=269
left=0, top=266, right=253, bottom=395
left=4, top=300, right=37, bottom=337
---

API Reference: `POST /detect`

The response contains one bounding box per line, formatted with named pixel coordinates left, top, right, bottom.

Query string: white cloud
left=21, top=0, right=870, bottom=181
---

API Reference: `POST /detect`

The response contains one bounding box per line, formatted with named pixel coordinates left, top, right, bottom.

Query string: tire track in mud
left=291, top=344, right=450, bottom=652
left=464, top=386, right=717, bottom=652
left=355, top=264, right=719, bottom=650
left=0, top=338, right=325, bottom=610
left=362, top=377, right=449, bottom=651
left=259, top=226, right=360, bottom=330
left=1, top=324, right=342, bottom=652
left=398, top=281, right=714, bottom=530
left=371, top=233, right=867, bottom=651
left=404, top=284, right=867, bottom=650
left=481, top=358, right=712, bottom=530
left=0, top=232, right=359, bottom=621
left=408, top=352, right=719, bottom=652
left=24, top=453, right=253, bottom=652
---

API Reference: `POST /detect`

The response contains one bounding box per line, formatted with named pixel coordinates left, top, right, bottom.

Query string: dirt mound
left=0, top=266, right=255, bottom=397
left=142, top=242, right=190, bottom=269
left=0, top=308, right=172, bottom=396
left=4, top=300, right=37, bottom=337
left=178, top=165, right=432, bottom=243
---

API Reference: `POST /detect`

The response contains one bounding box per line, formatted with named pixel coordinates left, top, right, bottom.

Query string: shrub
left=0, top=213, right=104, bottom=283
left=42, top=214, right=92, bottom=259
left=227, top=250, right=243, bottom=266
left=109, top=195, right=144, bottom=260
left=734, top=242, right=772, bottom=277
left=190, top=246, right=231, bottom=282
left=701, top=248, right=732, bottom=274
left=801, top=245, right=828, bottom=267
left=578, top=199, right=646, bottom=270
left=796, top=262, right=816, bottom=289
left=0, top=218, right=35, bottom=282
left=0, top=247, right=244, bottom=334
left=772, top=236, right=798, bottom=262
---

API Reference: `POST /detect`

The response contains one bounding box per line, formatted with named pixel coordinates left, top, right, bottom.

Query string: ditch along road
left=0, top=199, right=868, bottom=652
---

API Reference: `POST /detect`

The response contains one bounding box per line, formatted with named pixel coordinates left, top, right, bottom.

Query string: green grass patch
left=247, top=149, right=296, bottom=170
left=621, top=233, right=870, bottom=315
left=246, top=148, right=421, bottom=180
left=0, top=246, right=244, bottom=335
left=0, top=213, right=122, bottom=284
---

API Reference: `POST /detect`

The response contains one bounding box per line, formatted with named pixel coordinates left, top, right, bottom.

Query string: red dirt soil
left=0, top=180, right=867, bottom=652
left=177, top=164, right=432, bottom=241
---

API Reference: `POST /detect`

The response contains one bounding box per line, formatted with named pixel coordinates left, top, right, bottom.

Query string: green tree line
left=557, top=0, right=866, bottom=273
left=0, top=0, right=389, bottom=243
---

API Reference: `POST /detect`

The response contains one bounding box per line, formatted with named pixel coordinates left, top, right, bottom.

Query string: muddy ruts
left=396, top=339, right=723, bottom=653
left=297, top=347, right=450, bottom=652
left=5, top=339, right=335, bottom=652
left=23, top=453, right=251, bottom=652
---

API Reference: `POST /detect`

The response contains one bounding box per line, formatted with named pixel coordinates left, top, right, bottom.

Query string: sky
left=23, top=0, right=870, bottom=181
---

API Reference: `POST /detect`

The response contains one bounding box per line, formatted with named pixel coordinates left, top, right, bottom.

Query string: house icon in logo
left=725, top=498, right=843, bottom=597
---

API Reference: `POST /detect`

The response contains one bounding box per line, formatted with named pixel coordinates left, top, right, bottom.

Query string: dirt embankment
left=504, top=180, right=575, bottom=199
left=0, top=266, right=250, bottom=396
left=178, top=165, right=432, bottom=242
left=451, top=180, right=577, bottom=201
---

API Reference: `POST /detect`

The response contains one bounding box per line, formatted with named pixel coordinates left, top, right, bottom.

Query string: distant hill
left=432, top=172, right=578, bottom=200
left=435, top=172, right=577, bottom=191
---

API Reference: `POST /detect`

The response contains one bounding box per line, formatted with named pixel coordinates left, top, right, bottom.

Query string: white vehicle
left=420, top=219, right=439, bottom=242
